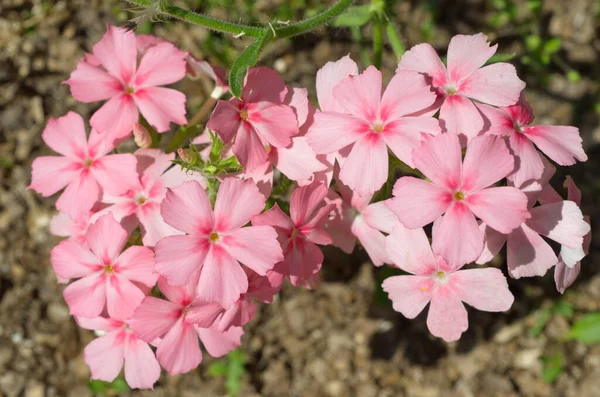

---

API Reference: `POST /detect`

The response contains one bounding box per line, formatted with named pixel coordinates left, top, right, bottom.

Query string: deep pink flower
left=207, top=67, right=298, bottom=171
left=99, top=148, right=207, bottom=247
left=155, top=178, right=283, bottom=308
left=398, top=33, right=525, bottom=142
left=387, top=133, right=530, bottom=268
left=477, top=175, right=591, bottom=279
left=383, top=224, right=514, bottom=341
left=66, top=25, right=188, bottom=138
left=78, top=316, right=160, bottom=389
left=306, top=65, right=440, bottom=196
left=252, top=182, right=334, bottom=286
left=478, top=96, right=587, bottom=187
left=128, top=278, right=241, bottom=375
left=29, top=112, right=138, bottom=219
left=50, top=214, right=157, bottom=320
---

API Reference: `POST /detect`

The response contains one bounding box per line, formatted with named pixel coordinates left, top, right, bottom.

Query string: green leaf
left=208, top=361, right=229, bottom=377
left=544, top=37, right=562, bottom=55
left=229, top=31, right=269, bottom=98
left=541, top=354, right=563, bottom=383
left=485, top=52, right=517, bottom=65
left=530, top=308, right=551, bottom=337
left=334, top=5, right=371, bottom=27
left=566, top=70, right=581, bottom=83
left=552, top=301, right=574, bottom=318
left=525, top=34, right=542, bottom=51
left=568, top=313, right=600, bottom=343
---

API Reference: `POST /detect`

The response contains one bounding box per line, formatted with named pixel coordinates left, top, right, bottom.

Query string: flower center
left=371, top=122, right=384, bottom=133
left=124, top=86, right=135, bottom=94
left=135, top=194, right=147, bottom=206
left=445, top=86, right=457, bottom=95
left=239, top=109, right=249, bottom=121
left=83, top=158, right=94, bottom=168
left=434, top=270, right=446, bottom=282
left=209, top=232, right=220, bottom=243
left=105, top=265, right=114, bottom=274
left=454, top=191, right=465, bottom=201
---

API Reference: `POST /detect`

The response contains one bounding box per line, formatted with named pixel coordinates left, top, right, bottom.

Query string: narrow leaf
left=334, top=5, right=372, bottom=27
left=568, top=313, right=600, bottom=343
left=229, top=31, right=269, bottom=98
left=541, top=354, right=563, bottom=383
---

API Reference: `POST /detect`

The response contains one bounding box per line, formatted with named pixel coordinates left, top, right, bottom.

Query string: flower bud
left=177, top=148, right=194, bottom=163
left=133, top=123, right=152, bottom=148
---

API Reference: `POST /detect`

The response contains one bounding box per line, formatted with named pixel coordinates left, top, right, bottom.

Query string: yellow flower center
left=83, top=158, right=94, bottom=168
left=371, top=122, right=384, bottom=133
left=125, top=86, right=135, bottom=94
left=454, top=191, right=465, bottom=201
left=434, top=271, right=446, bottom=281
left=209, top=232, right=219, bottom=243
left=239, top=109, right=249, bottom=121
left=105, top=265, right=114, bottom=274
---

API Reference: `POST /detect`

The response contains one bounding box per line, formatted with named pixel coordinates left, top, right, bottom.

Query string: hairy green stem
left=385, top=21, right=405, bottom=59
left=275, top=0, right=355, bottom=39
left=372, top=19, right=383, bottom=69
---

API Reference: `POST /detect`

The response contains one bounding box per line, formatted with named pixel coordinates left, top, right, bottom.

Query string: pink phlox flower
left=99, top=148, right=207, bottom=247
left=306, top=63, right=441, bottom=196
left=386, top=133, right=530, bottom=269
left=66, top=25, right=188, bottom=139
left=128, top=277, right=241, bottom=375
left=477, top=95, right=587, bottom=187
left=252, top=182, right=335, bottom=286
left=186, top=56, right=229, bottom=98
left=77, top=316, right=160, bottom=389
left=383, top=224, right=514, bottom=342
left=155, top=178, right=283, bottom=308
left=207, top=67, right=299, bottom=171
left=217, top=267, right=284, bottom=331
left=29, top=112, right=139, bottom=219
left=398, top=33, right=526, bottom=142
left=50, top=209, right=96, bottom=246
left=50, top=213, right=158, bottom=320
left=476, top=171, right=591, bottom=279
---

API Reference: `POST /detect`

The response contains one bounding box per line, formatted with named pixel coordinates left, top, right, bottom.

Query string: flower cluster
left=30, top=27, right=590, bottom=388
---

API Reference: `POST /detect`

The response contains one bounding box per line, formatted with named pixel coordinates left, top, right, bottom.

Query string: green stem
left=372, top=18, right=383, bottom=69
left=351, top=26, right=371, bottom=68
left=385, top=21, right=405, bottom=59
left=275, top=0, right=355, bottom=39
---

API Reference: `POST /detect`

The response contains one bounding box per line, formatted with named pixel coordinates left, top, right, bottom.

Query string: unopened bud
left=133, top=123, right=152, bottom=148
left=177, top=148, right=194, bottom=163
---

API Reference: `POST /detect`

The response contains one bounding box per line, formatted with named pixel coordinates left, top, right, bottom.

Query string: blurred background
left=0, top=0, right=599, bottom=396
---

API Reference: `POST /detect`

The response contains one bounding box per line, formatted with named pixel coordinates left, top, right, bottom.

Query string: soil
left=1, top=0, right=599, bottom=396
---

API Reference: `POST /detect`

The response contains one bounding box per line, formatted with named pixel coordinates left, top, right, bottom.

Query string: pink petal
left=134, top=87, right=187, bottom=132
left=29, top=156, right=78, bottom=197
left=466, top=187, right=529, bottom=234
left=185, top=300, right=224, bottom=327
left=207, top=100, right=244, bottom=144
left=214, top=178, right=265, bottom=231
left=333, top=65, right=382, bottom=122
left=427, top=286, right=469, bottom=342
left=554, top=260, right=581, bottom=294
left=91, top=153, right=139, bottom=196
left=76, top=316, right=122, bottom=332
left=382, top=116, right=442, bottom=168
left=56, top=171, right=101, bottom=220
left=129, top=296, right=180, bottom=342
left=63, top=273, right=107, bottom=318
left=387, top=177, right=451, bottom=229
left=86, top=214, right=128, bottom=263
left=507, top=133, right=545, bottom=188
left=439, top=95, right=484, bottom=142
left=252, top=203, right=294, bottom=230
left=527, top=201, right=590, bottom=248
left=66, top=61, right=123, bottom=102
left=90, top=93, right=138, bottom=137
left=134, top=42, right=187, bottom=87
left=84, top=330, right=124, bottom=382
left=382, top=275, right=433, bottom=318
left=158, top=277, right=197, bottom=306
left=412, top=133, right=462, bottom=190
left=218, top=299, right=257, bottom=331
left=157, top=318, right=202, bottom=375
left=523, top=125, right=587, bottom=165
left=475, top=223, right=508, bottom=265
left=451, top=268, right=514, bottom=311
left=305, top=112, right=366, bottom=154
left=380, top=70, right=437, bottom=120
left=286, top=239, right=324, bottom=287
left=339, top=134, right=388, bottom=197
left=351, top=216, right=389, bottom=266
left=385, top=224, right=436, bottom=275
left=196, top=324, right=243, bottom=358
left=316, top=55, right=359, bottom=112
left=106, top=275, right=146, bottom=320
left=155, top=235, right=209, bottom=286
left=476, top=103, right=516, bottom=137
left=290, top=182, right=329, bottom=226
left=461, top=135, right=515, bottom=191
left=92, top=25, right=137, bottom=83
left=447, top=33, right=496, bottom=83
left=161, top=180, right=214, bottom=234
left=116, top=246, right=157, bottom=287
left=507, top=224, right=557, bottom=278
left=138, top=204, right=183, bottom=247
left=51, top=240, right=100, bottom=279
left=242, top=67, right=287, bottom=104
left=460, top=63, right=525, bottom=106
left=361, top=201, right=398, bottom=234
left=396, top=43, right=447, bottom=88
left=323, top=192, right=357, bottom=254
left=272, top=136, right=328, bottom=182
left=42, top=112, right=88, bottom=158
left=123, top=336, right=161, bottom=389
left=221, top=226, right=283, bottom=275
left=566, top=176, right=583, bottom=206
left=197, top=245, right=248, bottom=308
left=232, top=123, right=268, bottom=171
left=432, top=202, right=483, bottom=269
left=161, top=163, right=207, bottom=190
left=249, top=103, right=296, bottom=148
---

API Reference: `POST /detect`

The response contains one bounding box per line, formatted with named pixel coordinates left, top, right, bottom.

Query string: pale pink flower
left=66, top=25, right=188, bottom=138
left=387, top=133, right=530, bottom=268
left=50, top=210, right=95, bottom=246
left=478, top=96, right=587, bottom=187
left=155, top=178, right=283, bottom=308
left=207, top=67, right=298, bottom=171
left=77, top=316, right=160, bottom=389
left=29, top=112, right=138, bottom=219
left=50, top=214, right=157, bottom=320
left=383, top=224, right=514, bottom=342
left=128, top=278, right=241, bottom=375
left=477, top=177, right=590, bottom=279
left=306, top=65, right=441, bottom=196
left=398, top=33, right=525, bottom=142
left=252, top=182, right=334, bottom=286
left=99, top=148, right=207, bottom=247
